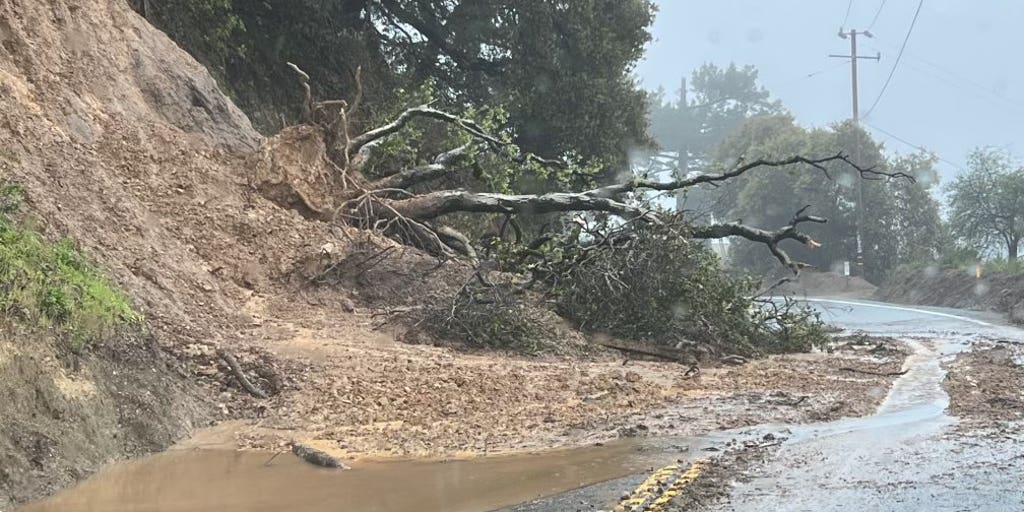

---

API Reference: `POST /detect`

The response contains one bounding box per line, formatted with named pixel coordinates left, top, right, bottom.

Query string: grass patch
left=0, top=183, right=141, bottom=350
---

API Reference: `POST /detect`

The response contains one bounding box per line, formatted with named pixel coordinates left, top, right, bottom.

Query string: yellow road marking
left=606, top=460, right=706, bottom=512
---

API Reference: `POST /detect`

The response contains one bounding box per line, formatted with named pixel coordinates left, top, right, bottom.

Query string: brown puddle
left=17, top=439, right=696, bottom=512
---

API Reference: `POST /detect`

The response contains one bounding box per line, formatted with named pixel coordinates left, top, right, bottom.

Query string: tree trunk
left=387, top=190, right=645, bottom=220
left=1009, top=237, right=1020, bottom=262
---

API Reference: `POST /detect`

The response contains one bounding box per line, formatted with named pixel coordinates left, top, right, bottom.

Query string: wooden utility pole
left=830, top=28, right=880, bottom=275
left=674, top=77, right=690, bottom=213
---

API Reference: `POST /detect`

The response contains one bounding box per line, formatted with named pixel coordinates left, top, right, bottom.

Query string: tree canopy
left=135, top=0, right=655, bottom=170
left=947, top=148, right=1024, bottom=261
left=649, top=63, right=782, bottom=163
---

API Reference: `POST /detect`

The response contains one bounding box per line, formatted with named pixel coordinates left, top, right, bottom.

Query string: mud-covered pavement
left=665, top=299, right=1024, bottom=512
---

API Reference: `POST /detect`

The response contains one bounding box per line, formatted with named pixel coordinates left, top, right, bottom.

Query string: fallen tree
left=272, top=66, right=911, bottom=274
left=258, top=70, right=914, bottom=354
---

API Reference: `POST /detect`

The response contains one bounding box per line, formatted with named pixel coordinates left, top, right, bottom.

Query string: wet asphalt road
left=501, top=299, right=1024, bottom=512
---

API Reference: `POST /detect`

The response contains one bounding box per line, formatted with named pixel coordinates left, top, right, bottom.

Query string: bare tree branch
left=692, top=206, right=826, bottom=273
left=369, top=163, right=449, bottom=190
left=347, top=106, right=566, bottom=169
left=287, top=62, right=313, bottom=124
left=586, top=154, right=913, bottom=199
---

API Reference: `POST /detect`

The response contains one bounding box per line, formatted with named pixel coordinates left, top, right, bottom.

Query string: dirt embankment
left=0, top=0, right=914, bottom=506
left=0, top=328, right=205, bottom=508
left=944, top=342, right=1024, bottom=430
left=772, top=270, right=877, bottom=299
left=879, top=267, right=1024, bottom=323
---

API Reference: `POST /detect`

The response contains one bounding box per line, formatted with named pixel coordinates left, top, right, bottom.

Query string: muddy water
left=17, top=438, right=701, bottom=512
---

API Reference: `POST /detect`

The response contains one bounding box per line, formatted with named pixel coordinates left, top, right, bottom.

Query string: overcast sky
left=637, top=0, right=1024, bottom=185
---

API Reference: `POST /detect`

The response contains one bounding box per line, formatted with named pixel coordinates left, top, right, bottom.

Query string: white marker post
left=843, top=260, right=851, bottom=291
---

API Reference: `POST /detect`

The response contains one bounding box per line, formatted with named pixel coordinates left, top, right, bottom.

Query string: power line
left=863, top=121, right=964, bottom=171
left=896, top=57, right=1024, bottom=116
left=867, top=39, right=1024, bottom=114
left=842, top=0, right=854, bottom=27
left=805, top=60, right=849, bottom=78
left=862, top=0, right=924, bottom=119
left=867, top=0, right=887, bottom=29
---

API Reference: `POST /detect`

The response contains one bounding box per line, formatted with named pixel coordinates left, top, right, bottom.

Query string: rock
left=624, top=371, right=642, bottom=383
left=291, top=442, right=349, bottom=469
left=617, top=423, right=649, bottom=438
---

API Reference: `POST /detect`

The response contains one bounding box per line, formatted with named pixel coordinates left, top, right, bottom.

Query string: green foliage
left=138, top=0, right=655, bottom=169
left=650, top=63, right=783, bottom=159
left=0, top=184, right=140, bottom=350
left=645, top=63, right=785, bottom=223
left=946, top=147, right=1024, bottom=261
left=135, top=0, right=244, bottom=75
left=502, top=214, right=828, bottom=356
left=0, top=182, right=22, bottom=215
left=984, top=259, right=1024, bottom=275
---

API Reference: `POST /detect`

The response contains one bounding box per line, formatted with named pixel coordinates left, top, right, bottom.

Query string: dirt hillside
left=773, top=270, right=877, bottom=299
left=0, top=0, right=341, bottom=504
left=878, top=267, right=1024, bottom=323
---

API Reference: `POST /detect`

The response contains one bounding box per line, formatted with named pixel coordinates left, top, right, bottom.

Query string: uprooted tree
left=256, top=69, right=911, bottom=355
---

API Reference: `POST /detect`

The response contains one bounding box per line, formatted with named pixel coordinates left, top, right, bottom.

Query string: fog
left=639, top=0, right=1024, bottom=183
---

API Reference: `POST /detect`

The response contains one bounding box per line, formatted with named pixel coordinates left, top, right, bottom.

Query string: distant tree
left=886, top=153, right=945, bottom=264
left=724, top=120, right=943, bottom=282
left=649, top=63, right=782, bottom=167
left=646, top=63, right=783, bottom=220
left=947, top=148, right=1024, bottom=261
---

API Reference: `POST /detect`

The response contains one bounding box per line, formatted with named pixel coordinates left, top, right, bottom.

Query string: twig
left=838, top=366, right=908, bottom=377
left=217, top=349, right=269, bottom=399
left=264, top=451, right=284, bottom=466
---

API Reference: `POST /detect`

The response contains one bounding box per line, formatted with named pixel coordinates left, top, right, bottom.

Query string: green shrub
left=502, top=214, right=829, bottom=356
left=0, top=184, right=141, bottom=350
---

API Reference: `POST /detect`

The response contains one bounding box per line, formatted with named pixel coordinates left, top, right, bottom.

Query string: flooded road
left=16, top=299, right=1021, bottom=512
left=17, top=434, right=715, bottom=512
left=701, top=299, right=1024, bottom=512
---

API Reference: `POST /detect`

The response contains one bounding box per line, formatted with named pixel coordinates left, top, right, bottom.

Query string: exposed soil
left=943, top=342, right=1024, bottom=428
left=0, top=327, right=205, bottom=509
left=216, top=335, right=907, bottom=462
left=879, top=267, right=1024, bottom=323
left=773, top=270, right=877, bottom=299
